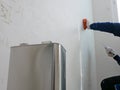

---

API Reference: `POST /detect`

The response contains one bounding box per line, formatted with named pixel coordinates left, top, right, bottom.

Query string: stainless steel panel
left=7, top=43, right=66, bottom=90
left=53, top=44, right=66, bottom=90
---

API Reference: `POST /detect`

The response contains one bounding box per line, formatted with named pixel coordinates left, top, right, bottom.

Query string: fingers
left=104, top=46, right=116, bottom=57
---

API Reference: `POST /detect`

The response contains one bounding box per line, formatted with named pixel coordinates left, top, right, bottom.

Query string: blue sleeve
left=113, top=55, right=120, bottom=65
left=90, top=22, right=120, bottom=37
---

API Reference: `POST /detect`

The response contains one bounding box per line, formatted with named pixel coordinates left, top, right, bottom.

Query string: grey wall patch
left=0, top=0, right=23, bottom=24
left=0, top=1, right=11, bottom=24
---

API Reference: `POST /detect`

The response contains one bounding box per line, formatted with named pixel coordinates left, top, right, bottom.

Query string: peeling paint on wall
left=0, top=1, right=11, bottom=24
left=0, top=0, right=23, bottom=24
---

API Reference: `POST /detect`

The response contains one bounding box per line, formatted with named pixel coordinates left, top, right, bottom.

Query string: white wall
left=92, top=0, right=118, bottom=22
left=92, top=0, right=120, bottom=90
left=0, top=0, right=95, bottom=90
left=117, top=0, right=120, bottom=21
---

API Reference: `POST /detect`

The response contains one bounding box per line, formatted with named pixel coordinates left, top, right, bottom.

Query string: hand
left=104, top=46, right=116, bottom=57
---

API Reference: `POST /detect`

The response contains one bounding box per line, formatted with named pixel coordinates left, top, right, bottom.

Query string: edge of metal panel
left=52, top=43, right=66, bottom=90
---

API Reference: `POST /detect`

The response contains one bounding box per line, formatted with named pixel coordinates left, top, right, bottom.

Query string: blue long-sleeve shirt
left=113, top=55, right=120, bottom=65
left=90, top=22, right=120, bottom=37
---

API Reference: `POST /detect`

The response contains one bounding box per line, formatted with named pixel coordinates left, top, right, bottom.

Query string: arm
left=113, top=55, right=120, bottom=65
left=90, top=22, right=120, bottom=37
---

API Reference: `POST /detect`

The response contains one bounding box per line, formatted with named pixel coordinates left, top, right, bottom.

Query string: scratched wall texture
left=0, top=0, right=23, bottom=24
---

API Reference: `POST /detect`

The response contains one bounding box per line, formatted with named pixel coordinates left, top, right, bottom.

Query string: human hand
left=104, top=46, right=116, bottom=57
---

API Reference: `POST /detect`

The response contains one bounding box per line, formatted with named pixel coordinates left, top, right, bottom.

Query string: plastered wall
left=0, top=0, right=95, bottom=90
